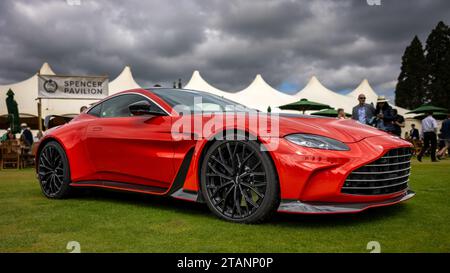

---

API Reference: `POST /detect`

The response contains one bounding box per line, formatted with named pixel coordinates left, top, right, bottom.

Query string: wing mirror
left=44, top=115, right=74, bottom=130
left=129, top=100, right=167, bottom=116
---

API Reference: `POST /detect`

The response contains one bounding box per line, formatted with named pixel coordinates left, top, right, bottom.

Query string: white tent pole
left=37, top=70, right=42, bottom=134
left=37, top=98, right=42, bottom=134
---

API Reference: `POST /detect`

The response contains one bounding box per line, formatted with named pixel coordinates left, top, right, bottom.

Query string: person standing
left=409, top=124, right=420, bottom=140
left=392, top=109, right=405, bottom=137
left=7, top=131, right=16, bottom=140
left=337, top=108, right=347, bottom=119
left=409, top=123, right=420, bottom=155
left=437, top=114, right=450, bottom=159
left=1, top=128, right=11, bottom=143
left=352, top=94, right=375, bottom=125
left=20, top=123, right=33, bottom=147
left=374, top=96, right=395, bottom=132
left=417, top=111, right=438, bottom=162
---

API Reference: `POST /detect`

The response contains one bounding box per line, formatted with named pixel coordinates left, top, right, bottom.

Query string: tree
left=395, top=36, right=428, bottom=109
left=425, top=21, right=450, bottom=110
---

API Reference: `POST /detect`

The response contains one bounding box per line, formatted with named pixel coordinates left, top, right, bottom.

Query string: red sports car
left=36, top=88, right=415, bottom=223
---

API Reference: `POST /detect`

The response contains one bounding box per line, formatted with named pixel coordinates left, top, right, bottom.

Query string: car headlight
left=285, top=134, right=350, bottom=151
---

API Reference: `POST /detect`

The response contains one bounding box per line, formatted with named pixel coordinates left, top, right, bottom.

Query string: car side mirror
left=44, top=115, right=73, bottom=130
left=129, top=100, right=166, bottom=116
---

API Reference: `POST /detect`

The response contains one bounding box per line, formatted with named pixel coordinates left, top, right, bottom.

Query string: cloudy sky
left=0, top=0, right=449, bottom=100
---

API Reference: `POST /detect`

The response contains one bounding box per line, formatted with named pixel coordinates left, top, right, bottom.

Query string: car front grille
left=341, top=147, right=412, bottom=195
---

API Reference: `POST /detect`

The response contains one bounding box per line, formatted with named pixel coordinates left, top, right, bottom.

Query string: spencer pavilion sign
left=38, top=75, right=109, bottom=99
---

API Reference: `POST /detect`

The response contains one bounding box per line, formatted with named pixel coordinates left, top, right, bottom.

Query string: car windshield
left=149, top=88, right=254, bottom=113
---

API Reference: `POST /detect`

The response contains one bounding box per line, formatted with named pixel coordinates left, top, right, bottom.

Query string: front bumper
left=269, top=134, right=414, bottom=203
left=277, top=190, right=415, bottom=214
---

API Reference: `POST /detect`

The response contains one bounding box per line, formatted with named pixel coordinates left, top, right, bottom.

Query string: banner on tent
left=38, top=75, right=109, bottom=99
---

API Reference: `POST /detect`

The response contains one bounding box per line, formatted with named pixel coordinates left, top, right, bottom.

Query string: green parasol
left=311, top=108, right=351, bottom=117
left=279, top=98, right=331, bottom=114
left=406, top=103, right=448, bottom=114
left=413, top=112, right=449, bottom=120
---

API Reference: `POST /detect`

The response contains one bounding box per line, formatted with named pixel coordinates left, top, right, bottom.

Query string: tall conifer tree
left=425, top=21, right=450, bottom=109
left=395, top=36, right=428, bottom=109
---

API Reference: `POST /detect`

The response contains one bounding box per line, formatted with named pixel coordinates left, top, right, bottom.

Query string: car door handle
left=91, top=127, right=103, bottom=132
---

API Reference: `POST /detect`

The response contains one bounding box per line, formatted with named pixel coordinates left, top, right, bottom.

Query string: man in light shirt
left=417, top=111, right=438, bottom=162
left=352, top=94, right=375, bottom=125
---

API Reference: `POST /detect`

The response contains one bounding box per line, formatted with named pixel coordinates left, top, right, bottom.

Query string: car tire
left=200, top=139, right=279, bottom=223
left=37, top=141, right=72, bottom=199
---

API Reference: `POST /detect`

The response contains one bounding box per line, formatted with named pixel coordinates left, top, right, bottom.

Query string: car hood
left=277, top=114, right=387, bottom=143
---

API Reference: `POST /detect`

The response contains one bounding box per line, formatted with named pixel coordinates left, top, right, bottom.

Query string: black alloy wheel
left=38, top=141, right=72, bottom=198
left=201, top=140, right=279, bottom=223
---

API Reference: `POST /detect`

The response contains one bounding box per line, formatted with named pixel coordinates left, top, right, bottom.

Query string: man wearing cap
left=417, top=111, right=438, bottom=162
left=352, top=94, right=375, bottom=125
left=20, top=123, right=33, bottom=147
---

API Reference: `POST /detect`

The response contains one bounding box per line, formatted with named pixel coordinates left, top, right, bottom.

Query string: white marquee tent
left=184, top=70, right=231, bottom=98
left=228, top=74, right=298, bottom=112
left=109, top=66, right=141, bottom=95
left=347, top=78, right=410, bottom=117
left=185, top=71, right=413, bottom=118
left=185, top=72, right=300, bottom=112
left=0, top=63, right=142, bottom=118
left=292, top=76, right=356, bottom=113
left=347, top=79, right=379, bottom=106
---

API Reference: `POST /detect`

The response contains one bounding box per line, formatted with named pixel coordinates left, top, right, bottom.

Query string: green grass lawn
left=0, top=159, right=449, bottom=253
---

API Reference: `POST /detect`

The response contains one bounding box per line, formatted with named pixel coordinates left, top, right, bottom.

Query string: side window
left=87, top=103, right=102, bottom=117
left=100, top=94, right=165, bottom=118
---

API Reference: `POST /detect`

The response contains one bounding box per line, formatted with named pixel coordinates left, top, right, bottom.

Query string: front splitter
left=277, top=190, right=415, bottom=214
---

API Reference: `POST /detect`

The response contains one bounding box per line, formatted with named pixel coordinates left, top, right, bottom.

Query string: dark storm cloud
left=213, top=0, right=313, bottom=39
left=0, top=0, right=449, bottom=98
